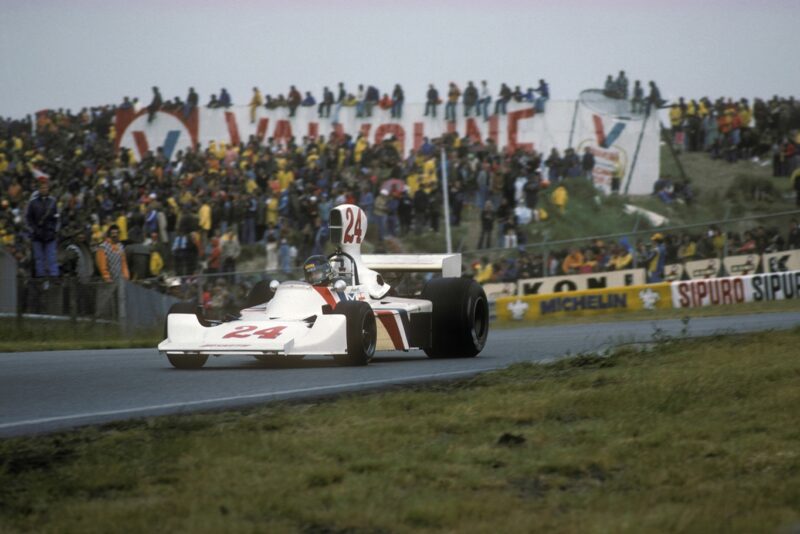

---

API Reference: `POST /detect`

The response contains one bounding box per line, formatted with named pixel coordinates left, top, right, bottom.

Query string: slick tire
left=421, top=277, right=489, bottom=359
left=333, top=301, right=377, bottom=366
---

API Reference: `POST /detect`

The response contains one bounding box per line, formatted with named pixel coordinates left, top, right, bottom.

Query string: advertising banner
left=517, top=269, right=645, bottom=296
left=721, top=254, right=761, bottom=276
left=496, top=283, right=672, bottom=321
left=115, top=98, right=660, bottom=194
left=684, top=258, right=722, bottom=279
left=763, top=250, right=800, bottom=273
left=482, top=282, right=517, bottom=303
left=663, top=263, right=684, bottom=282
left=670, top=270, right=800, bottom=308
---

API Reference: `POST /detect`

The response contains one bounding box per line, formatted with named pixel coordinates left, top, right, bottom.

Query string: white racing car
left=159, top=204, right=489, bottom=369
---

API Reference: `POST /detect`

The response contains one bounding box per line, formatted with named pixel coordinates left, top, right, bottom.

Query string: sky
left=0, top=0, right=797, bottom=119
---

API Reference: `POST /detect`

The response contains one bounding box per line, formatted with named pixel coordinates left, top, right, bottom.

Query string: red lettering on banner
left=720, top=279, right=731, bottom=303
left=132, top=131, right=149, bottom=159
left=508, top=108, right=535, bottom=152
left=678, top=283, right=690, bottom=307
left=734, top=278, right=745, bottom=301
left=256, top=118, right=269, bottom=142
left=413, top=122, right=424, bottom=151
left=375, top=124, right=406, bottom=154
left=224, top=111, right=241, bottom=146
left=360, top=123, right=372, bottom=139
left=465, top=118, right=483, bottom=144
left=593, top=115, right=606, bottom=147
left=696, top=282, right=708, bottom=304
left=273, top=120, right=293, bottom=145
left=308, top=122, right=319, bottom=140
left=488, top=115, right=499, bottom=145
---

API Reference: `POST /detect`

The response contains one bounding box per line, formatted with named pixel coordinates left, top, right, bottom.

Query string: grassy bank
left=0, top=319, right=161, bottom=353
left=2, top=329, right=799, bottom=532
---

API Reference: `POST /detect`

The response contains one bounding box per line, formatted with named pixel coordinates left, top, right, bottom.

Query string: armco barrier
left=670, top=270, right=800, bottom=308
left=496, top=283, right=672, bottom=321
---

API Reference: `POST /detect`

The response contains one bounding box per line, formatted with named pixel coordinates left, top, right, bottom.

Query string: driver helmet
left=304, top=255, right=333, bottom=285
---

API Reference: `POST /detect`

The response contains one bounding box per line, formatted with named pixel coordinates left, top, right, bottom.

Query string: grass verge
left=2, top=329, right=799, bottom=532
left=0, top=319, right=161, bottom=353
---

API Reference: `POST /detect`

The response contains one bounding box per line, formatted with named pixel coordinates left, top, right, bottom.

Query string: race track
left=1, top=312, right=799, bottom=438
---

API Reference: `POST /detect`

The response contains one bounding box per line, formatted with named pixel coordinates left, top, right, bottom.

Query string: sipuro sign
left=517, top=269, right=645, bottom=295
left=671, top=270, right=800, bottom=308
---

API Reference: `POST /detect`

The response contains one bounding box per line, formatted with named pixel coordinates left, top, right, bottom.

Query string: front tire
left=333, top=301, right=377, bottom=366
left=167, top=352, right=208, bottom=369
left=421, top=277, right=489, bottom=358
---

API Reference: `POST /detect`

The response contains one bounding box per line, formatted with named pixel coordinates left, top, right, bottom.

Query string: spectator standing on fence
left=463, top=81, right=478, bottom=117
left=446, top=83, right=460, bottom=122
left=185, top=87, right=198, bottom=119
left=319, top=86, right=334, bottom=118
left=391, top=84, right=404, bottom=119
left=96, top=225, right=129, bottom=283
left=494, top=83, right=511, bottom=116
left=249, top=87, right=263, bottom=124
left=25, top=177, right=60, bottom=278
left=424, top=84, right=439, bottom=118
left=479, top=80, right=491, bottom=121
left=287, top=86, right=301, bottom=117
left=535, top=79, right=550, bottom=112
left=219, top=88, right=232, bottom=108
left=147, top=86, right=162, bottom=123
left=631, top=81, right=644, bottom=113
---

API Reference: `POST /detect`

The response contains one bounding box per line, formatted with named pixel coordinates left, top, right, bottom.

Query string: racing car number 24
left=222, top=325, right=287, bottom=339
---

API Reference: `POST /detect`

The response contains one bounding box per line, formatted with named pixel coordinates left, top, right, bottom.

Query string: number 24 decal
left=343, top=207, right=362, bottom=244
left=223, top=325, right=286, bottom=339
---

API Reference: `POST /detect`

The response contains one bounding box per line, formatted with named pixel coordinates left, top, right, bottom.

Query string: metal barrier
left=462, top=209, right=800, bottom=275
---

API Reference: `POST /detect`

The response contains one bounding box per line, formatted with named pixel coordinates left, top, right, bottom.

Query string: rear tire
left=333, top=301, right=376, bottom=366
left=421, top=278, right=489, bottom=358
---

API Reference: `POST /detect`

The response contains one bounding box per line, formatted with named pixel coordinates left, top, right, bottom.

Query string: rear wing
left=361, top=254, right=462, bottom=278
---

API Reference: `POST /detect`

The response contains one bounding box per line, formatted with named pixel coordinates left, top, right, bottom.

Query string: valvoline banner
left=114, top=99, right=660, bottom=194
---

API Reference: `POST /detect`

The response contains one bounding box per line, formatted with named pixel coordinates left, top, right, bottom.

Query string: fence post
left=117, top=279, right=127, bottom=335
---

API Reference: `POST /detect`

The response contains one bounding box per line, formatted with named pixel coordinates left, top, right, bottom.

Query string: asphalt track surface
left=1, top=312, right=799, bottom=438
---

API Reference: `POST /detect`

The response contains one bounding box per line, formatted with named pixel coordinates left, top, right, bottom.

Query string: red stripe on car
left=376, top=311, right=404, bottom=349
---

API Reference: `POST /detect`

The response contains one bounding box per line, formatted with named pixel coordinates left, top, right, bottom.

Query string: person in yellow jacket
left=354, top=135, right=368, bottom=165
left=198, top=197, right=212, bottom=243
left=473, top=257, right=494, bottom=284
left=114, top=212, right=128, bottom=242
left=551, top=184, right=568, bottom=214
left=249, top=87, right=263, bottom=124
left=276, top=158, right=294, bottom=191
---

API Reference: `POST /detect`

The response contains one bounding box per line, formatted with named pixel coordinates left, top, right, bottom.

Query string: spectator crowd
left=2, top=79, right=798, bottom=318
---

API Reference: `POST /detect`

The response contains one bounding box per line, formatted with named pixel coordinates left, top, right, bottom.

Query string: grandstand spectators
left=2, top=81, right=798, bottom=310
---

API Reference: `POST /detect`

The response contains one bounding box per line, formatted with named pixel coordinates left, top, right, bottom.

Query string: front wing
left=158, top=313, right=347, bottom=356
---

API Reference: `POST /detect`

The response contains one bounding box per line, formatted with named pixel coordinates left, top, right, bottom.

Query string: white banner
left=763, top=250, right=800, bottom=272
left=684, top=258, right=722, bottom=279
left=671, top=270, right=800, bottom=308
left=114, top=99, right=660, bottom=194
left=663, top=263, right=684, bottom=282
left=722, top=254, right=761, bottom=276
left=517, top=269, right=645, bottom=295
